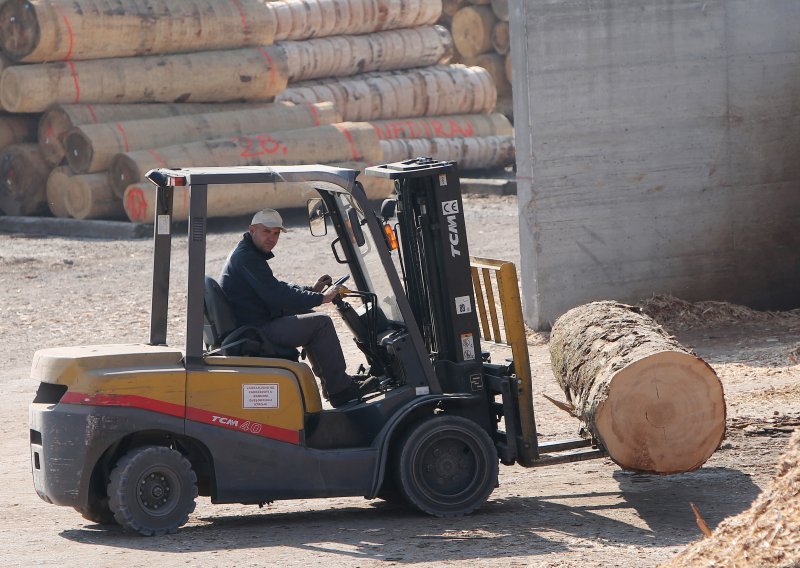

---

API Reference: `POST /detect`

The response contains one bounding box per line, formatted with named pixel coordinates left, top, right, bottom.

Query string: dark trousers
left=259, top=312, right=350, bottom=397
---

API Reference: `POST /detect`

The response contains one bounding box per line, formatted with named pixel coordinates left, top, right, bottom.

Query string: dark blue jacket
left=219, top=232, right=322, bottom=326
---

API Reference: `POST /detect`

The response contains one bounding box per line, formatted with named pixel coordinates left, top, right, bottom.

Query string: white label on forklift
left=415, top=386, right=430, bottom=396
left=157, top=215, right=171, bottom=235
left=439, top=174, right=448, bottom=187
left=243, top=384, right=279, bottom=409
left=455, top=295, right=472, bottom=314
left=461, top=333, right=476, bottom=360
left=441, top=200, right=459, bottom=215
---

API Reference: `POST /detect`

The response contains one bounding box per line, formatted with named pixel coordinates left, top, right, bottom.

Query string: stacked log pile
left=0, top=0, right=516, bottom=223
left=438, top=0, right=513, bottom=121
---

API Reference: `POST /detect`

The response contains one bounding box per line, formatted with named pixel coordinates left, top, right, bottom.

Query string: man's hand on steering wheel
left=312, top=274, right=333, bottom=293
left=319, top=275, right=350, bottom=304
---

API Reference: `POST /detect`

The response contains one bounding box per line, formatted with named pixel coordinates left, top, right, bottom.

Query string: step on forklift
left=29, top=159, right=606, bottom=536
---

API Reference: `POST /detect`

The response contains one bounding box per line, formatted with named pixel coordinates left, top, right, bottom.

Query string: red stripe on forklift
left=186, top=407, right=300, bottom=444
left=60, top=391, right=185, bottom=418
left=333, top=124, right=360, bottom=161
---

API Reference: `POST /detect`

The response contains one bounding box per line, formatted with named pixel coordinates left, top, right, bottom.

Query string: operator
left=219, top=208, right=374, bottom=408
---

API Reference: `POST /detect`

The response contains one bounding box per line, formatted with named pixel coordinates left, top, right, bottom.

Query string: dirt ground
left=0, top=194, right=798, bottom=567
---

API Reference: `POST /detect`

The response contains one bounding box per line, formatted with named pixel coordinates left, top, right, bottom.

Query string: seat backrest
left=203, top=276, right=238, bottom=348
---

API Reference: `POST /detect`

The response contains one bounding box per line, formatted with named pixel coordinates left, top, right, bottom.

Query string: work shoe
left=355, top=375, right=380, bottom=396
left=329, top=383, right=361, bottom=408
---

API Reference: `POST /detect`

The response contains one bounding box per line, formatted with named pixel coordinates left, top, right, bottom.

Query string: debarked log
left=108, top=122, right=382, bottom=196
left=122, top=161, right=393, bottom=223
left=0, top=46, right=289, bottom=113
left=0, top=0, right=276, bottom=63
left=549, top=301, right=726, bottom=474
left=64, top=102, right=338, bottom=173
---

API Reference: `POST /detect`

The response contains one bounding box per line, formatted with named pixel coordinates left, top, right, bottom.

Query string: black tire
left=395, top=415, right=498, bottom=517
left=107, top=445, right=198, bottom=536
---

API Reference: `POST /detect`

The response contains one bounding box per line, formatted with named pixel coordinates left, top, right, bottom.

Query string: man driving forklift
left=219, top=208, right=378, bottom=407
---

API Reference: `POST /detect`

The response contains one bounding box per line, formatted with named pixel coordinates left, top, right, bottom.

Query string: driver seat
left=203, top=276, right=299, bottom=361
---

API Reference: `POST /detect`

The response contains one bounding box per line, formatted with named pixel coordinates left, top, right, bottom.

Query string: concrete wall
left=509, top=0, right=800, bottom=329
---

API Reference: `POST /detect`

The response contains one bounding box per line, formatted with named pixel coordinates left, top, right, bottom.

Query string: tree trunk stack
left=436, top=0, right=513, bottom=121
left=0, top=0, right=516, bottom=224
left=549, top=301, right=726, bottom=474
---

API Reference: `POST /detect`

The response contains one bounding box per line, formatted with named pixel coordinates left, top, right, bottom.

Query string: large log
left=64, top=172, right=123, bottom=220
left=464, top=53, right=511, bottom=97
left=270, top=0, right=442, bottom=41
left=549, top=301, right=726, bottom=474
left=280, top=25, right=453, bottom=83
left=0, top=0, right=276, bottom=63
left=64, top=102, right=338, bottom=173
left=451, top=5, right=497, bottom=58
left=490, top=0, right=509, bottom=22
left=0, top=114, right=38, bottom=150
left=380, top=135, right=515, bottom=170
left=277, top=64, right=497, bottom=121
left=108, top=122, right=382, bottom=196
left=38, top=102, right=258, bottom=166
left=369, top=113, right=513, bottom=140
left=122, top=161, right=394, bottom=223
left=45, top=165, right=72, bottom=217
left=0, top=46, right=289, bottom=113
left=0, top=143, right=50, bottom=215
left=491, top=21, right=510, bottom=55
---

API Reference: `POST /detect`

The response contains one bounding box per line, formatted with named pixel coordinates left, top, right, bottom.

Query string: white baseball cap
left=251, top=208, right=287, bottom=232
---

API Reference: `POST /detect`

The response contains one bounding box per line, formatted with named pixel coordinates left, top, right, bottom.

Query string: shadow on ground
left=58, top=466, right=759, bottom=562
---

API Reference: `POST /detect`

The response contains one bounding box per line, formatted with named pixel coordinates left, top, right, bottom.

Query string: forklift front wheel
left=395, top=415, right=498, bottom=517
left=107, top=445, right=198, bottom=536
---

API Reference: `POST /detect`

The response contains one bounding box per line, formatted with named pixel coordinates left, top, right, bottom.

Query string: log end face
left=594, top=351, right=726, bottom=474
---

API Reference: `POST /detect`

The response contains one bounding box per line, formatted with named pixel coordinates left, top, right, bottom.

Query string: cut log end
left=594, top=351, right=726, bottom=474
left=64, top=129, right=94, bottom=173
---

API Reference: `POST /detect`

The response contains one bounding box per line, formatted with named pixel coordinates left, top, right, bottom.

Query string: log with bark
left=0, top=114, right=39, bottom=150
left=269, top=0, right=442, bottom=42
left=0, top=143, right=50, bottom=216
left=549, top=301, right=726, bottom=474
left=276, top=64, right=497, bottom=122
left=379, top=135, right=515, bottom=170
left=369, top=113, right=513, bottom=140
left=451, top=5, right=497, bottom=57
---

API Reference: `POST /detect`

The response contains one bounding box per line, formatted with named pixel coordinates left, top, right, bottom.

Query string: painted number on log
left=237, top=134, right=288, bottom=157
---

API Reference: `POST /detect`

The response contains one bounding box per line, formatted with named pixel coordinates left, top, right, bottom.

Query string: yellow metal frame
left=470, top=257, right=538, bottom=465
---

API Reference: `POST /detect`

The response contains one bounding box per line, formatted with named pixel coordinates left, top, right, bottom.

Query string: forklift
left=29, top=159, right=605, bottom=536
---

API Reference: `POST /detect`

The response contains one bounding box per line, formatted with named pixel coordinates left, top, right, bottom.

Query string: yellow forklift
left=29, top=160, right=605, bottom=535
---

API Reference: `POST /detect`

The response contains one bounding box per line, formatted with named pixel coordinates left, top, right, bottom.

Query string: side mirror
left=380, top=198, right=396, bottom=221
left=347, top=207, right=366, bottom=247
left=307, top=198, right=327, bottom=237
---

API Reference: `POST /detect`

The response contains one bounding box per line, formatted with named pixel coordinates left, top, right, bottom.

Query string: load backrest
left=203, top=276, right=238, bottom=348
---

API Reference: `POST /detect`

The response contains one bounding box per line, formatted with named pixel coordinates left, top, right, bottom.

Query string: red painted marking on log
left=51, top=4, right=74, bottom=61
left=306, top=103, right=320, bottom=126
left=257, top=47, right=277, bottom=92
left=124, top=186, right=148, bottom=222
left=333, top=124, right=360, bottom=161
left=230, top=0, right=251, bottom=43
left=147, top=148, right=167, bottom=167
left=67, top=61, right=80, bottom=102
left=86, top=104, right=98, bottom=123
left=115, top=122, right=130, bottom=152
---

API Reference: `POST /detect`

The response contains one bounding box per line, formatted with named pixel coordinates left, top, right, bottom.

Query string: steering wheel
left=332, top=274, right=350, bottom=287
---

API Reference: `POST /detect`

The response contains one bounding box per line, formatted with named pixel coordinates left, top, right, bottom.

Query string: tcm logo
left=211, top=415, right=239, bottom=427
left=442, top=200, right=462, bottom=257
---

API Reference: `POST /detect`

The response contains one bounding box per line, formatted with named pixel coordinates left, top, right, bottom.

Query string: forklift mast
left=367, top=159, right=485, bottom=395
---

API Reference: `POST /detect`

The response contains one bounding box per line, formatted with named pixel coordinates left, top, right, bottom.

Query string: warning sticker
left=461, top=333, right=476, bottom=360
left=439, top=174, right=448, bottom=187
left=455, top=295, right=472, bottom=314
left=243, top=384, right=279, bottom=409
left=157, top=214, right=171, bottom=235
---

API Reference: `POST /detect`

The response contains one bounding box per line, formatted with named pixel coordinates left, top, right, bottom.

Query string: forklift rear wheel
left=396, top=415, right=498, bottom=517
left=107, top=445, right=198, bottom=536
